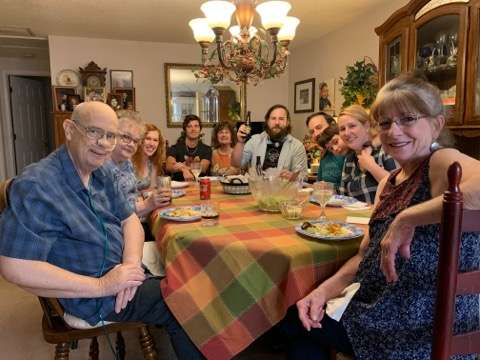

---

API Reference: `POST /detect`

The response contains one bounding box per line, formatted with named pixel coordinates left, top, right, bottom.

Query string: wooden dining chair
left=0, top=178, right=13, bottom=212
left=38, top=297, right=158, bottom=360
left=432, top=161, right=480, bottom=359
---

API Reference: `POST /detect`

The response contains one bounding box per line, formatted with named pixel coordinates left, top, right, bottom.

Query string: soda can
left=199, top=178, right=211, bottom=200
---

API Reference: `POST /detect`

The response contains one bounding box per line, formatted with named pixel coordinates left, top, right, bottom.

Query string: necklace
left=185, top=144, right=198, bottom=157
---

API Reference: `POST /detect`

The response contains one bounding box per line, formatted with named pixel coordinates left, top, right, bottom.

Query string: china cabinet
left=376, top=0, right=480, bottom=131
left=53, top=112, right=69, bottom=148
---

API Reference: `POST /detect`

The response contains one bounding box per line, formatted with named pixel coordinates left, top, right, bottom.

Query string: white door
left=10, top=76, right=48, bottom=173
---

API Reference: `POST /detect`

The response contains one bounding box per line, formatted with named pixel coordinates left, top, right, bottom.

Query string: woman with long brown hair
left=132, top=123, right=165, bottom=190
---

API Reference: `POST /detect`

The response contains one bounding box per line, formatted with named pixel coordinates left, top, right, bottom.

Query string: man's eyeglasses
left=118, top=133, right=142, bottom=146
left=73, top=120, right=117, bottom=147
left=378, top=114, right=426, bottom=131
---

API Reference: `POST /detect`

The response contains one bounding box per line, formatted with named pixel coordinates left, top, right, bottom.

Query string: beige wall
left=0, top=57, right=50, bottom=179
left=48, top=35, right=289, bottom=146
left=288, top=0, right=409, bottom=141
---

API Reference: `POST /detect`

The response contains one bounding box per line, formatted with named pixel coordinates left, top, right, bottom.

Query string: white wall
left=48, top=35, right=289, bottom=145
left=288, top=0, right=409, bottom=141
left=0, top=57, right=50, bottom=180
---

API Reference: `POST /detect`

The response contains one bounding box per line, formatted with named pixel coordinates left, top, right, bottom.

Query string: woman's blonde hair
left=338, top=104, right=378, bottom=138
left=132, top=123, right=165, bottom=175
left=370, top=72, right=453, bottom=146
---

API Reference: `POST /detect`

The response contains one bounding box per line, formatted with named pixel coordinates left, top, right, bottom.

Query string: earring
left=429, top=141, right=441, bottom=152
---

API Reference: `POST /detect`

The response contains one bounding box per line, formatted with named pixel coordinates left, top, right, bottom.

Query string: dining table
left=150, top=182, right=371, bottom=360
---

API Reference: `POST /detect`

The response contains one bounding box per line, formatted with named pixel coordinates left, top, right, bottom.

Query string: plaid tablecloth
left=151, top=184, right=368, bottom=359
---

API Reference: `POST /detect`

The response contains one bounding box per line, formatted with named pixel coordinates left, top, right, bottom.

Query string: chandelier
left=189, top=0, right=299, bottom=121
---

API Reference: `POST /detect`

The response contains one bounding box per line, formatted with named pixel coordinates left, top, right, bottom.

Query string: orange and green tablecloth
left=151, top=184, right=369, bottom=360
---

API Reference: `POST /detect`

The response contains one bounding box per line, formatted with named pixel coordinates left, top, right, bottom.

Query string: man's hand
left=172, top=161, right=185, bottom=172
left=380, top=214, right=415, bottom=283
left=296, top=287, right=328, bottom=331
left=279, top=169, right=300, bottom=181
left=236, top=124, right=250, bottom=143
left=115, top=286, right=139, bottom=313
left=182, top=168, right=194, bottom=181
left=98, top=264, right=145, bottom=297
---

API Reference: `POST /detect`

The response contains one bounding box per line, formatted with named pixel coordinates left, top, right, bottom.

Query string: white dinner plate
left=159, top=206, right=201, bottom=222
left=295, top=220, right=364, bottom=241
left=310, top=194, right=357, bottom=207
left=172, top=189, right=186, bottom=199
left=171, top=181, right=189, bottom=189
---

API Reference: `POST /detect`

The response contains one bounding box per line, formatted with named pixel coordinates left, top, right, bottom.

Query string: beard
left=266, top=125, right=290, bottom=142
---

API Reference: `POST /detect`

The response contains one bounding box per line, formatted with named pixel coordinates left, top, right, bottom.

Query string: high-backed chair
left=0, top=178, right=12, bottom=212
left=39, top=297, right=158, bottom=360
left=432, top=161, right=480, bottom=359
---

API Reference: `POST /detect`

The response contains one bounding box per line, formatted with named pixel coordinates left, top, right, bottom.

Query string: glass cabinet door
left=386, top=36, right=402, bottom=81
left=415, top=14, right=460, bottom=124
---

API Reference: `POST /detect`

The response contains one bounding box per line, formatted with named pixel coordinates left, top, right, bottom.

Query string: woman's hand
left=380, top=214, right=416, bottom=283
left=173, top=161, right=185, bottom=172
left=147, top=189, right=171, bottom=209
left=357, top=147, right=375, bottom=172
left=296, top=287, right=328, bottom=331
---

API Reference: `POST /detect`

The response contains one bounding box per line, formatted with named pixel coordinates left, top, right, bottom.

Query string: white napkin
left=346, top=216, right=370, bottom=225
left=326, top=282, right=361, bottom=321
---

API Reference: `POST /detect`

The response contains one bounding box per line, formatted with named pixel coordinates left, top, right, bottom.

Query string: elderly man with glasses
left=0, top=102, right=204, bottom=359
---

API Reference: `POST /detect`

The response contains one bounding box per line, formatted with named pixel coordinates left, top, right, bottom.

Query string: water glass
left=201, top=201, right=220, bottom=226
left=157, top=176, right=171, bottom=192
left=312, top=181, right=334, bottom=221
left=191, top=161, right=201, bottom=181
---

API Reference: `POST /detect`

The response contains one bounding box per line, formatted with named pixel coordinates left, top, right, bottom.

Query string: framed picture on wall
left=66, top=94, right=82, bottom=111
left=84, top=87, right=106, bottom=102
left=318, top=78, right=336, bottom=115
left=107, top=93, right=122, bottom=110
left=52, top=86, right=76, bottom=112
left=294, top=78, right=315, bottom=113
left=113, top=88, right=136, bottom=110
left=110, top=70, right=133, bottom=89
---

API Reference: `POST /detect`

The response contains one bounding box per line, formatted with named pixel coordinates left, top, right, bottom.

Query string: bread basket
left=220, top=176, right=250, bottom=195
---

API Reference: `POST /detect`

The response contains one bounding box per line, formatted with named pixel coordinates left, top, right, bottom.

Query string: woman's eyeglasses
left=378, top=114, right=427, bottom=131
left=118, top=133, right=142, bottom=145
left=73, top=120, right=118, bottom=147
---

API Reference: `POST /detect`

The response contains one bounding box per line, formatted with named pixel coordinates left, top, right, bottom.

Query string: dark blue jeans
left=278, top=306, right=355, bottom=360
left=106, top=277, right=204, bottom=359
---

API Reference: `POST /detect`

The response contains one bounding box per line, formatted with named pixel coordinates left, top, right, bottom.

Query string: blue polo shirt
left=0, top=146, right=133, bottom=325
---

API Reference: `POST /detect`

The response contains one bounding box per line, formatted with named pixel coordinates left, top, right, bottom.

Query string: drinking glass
left=190, top=161, right=201, bottom=181
left=312, top=181, right=334, bottom=221
left=201, top=201, right=220, bottom=226
left=156, top=176, right=171, bottom=192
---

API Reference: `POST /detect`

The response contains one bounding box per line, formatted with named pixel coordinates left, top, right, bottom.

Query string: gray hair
left=116, top=110, right=146, bottom=135
left=370, top=72, right=453, bottom=146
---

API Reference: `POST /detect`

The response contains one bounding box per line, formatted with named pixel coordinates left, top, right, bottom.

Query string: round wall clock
left=56, top=69, right=80, bottom=87
left=87, top=75, right=101, bottom=87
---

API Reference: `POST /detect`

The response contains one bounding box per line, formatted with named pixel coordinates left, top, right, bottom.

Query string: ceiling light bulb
left=201, top=1, right=236, bottom=30
left=278, top=16, right=299, bottom=41
left=189, top=18, right=215, bottom=43
left=256, top=1, right=291, bottom=30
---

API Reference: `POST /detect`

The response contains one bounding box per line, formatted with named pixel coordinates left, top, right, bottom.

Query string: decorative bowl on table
left=220, top=175, right=250, bottom=195
left=249, top=170, right=299, bottom=212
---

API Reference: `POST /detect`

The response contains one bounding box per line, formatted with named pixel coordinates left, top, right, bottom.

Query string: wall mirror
left=164, top=63, right=238, bottom=128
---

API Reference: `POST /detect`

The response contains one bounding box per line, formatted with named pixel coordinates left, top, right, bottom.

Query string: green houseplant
left=339, top=58, right=379, bottom=108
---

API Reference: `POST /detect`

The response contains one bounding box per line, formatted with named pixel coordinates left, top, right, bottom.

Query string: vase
left=355, top=94, right=365, bottom=106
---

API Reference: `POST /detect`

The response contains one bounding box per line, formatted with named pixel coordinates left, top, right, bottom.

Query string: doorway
left=8, top=75, right=52, bottom=174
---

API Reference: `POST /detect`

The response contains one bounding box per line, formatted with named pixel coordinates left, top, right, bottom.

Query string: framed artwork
left=106, top=93, right=122, bottom=110
left=113, top=88, right=136, bottom=110
left=294, top=78, right=315, bottom=113
left=110, top=70, right=133, bottom=89
left=319, top=78, right=336, bottom=115
left=52, top=86, right=76, bottom=112
left=66, top=94, right=82, bottom=111
left=84, top=87, right=106, bottom=102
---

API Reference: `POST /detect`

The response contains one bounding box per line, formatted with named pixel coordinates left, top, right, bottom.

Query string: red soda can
left=199, top=178, right=211, bottom=200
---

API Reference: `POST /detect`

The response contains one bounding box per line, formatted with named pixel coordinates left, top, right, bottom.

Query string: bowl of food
left=220, top=175, right=250, bottom=195
left=279, top=199, right=304, bottom=220
left=249, top=172, right=299, bottom=212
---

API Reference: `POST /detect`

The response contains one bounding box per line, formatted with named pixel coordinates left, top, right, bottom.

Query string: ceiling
left=0, top=0, right=388, bottom=59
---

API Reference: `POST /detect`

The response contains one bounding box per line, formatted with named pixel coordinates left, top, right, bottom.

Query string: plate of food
left=172, top=189, right=186, bottom=199
left=295, top=220, right=364, bottom=241
left=171, top=181, right=189, bottom=189
left=159, top=206, right=201, bottom=222
left=343, top=201, right=371, bottom=211
left=309, top=194, right=357, bottom=207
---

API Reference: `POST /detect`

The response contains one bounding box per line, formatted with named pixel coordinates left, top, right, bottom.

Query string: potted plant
left=339, top=57, right=378, bottom=108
